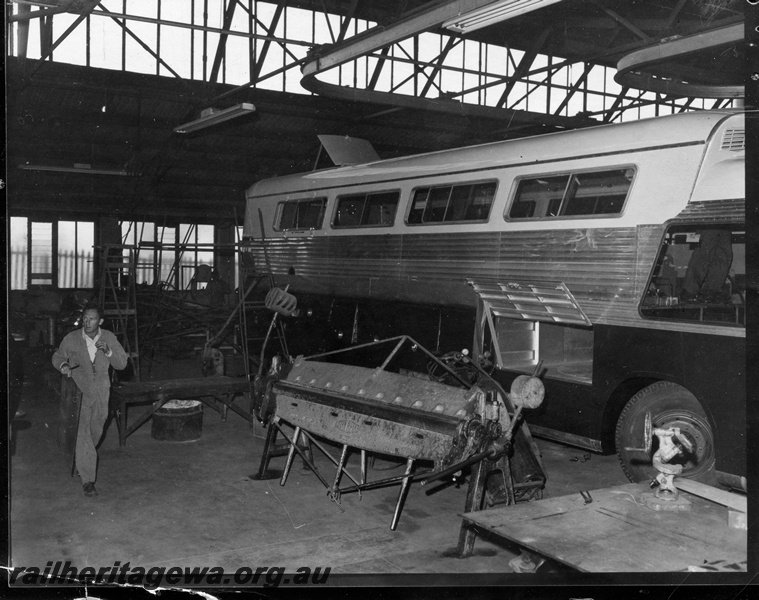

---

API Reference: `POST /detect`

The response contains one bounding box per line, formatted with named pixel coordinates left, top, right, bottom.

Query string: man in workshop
left=52, top=303, right=128, bottom=497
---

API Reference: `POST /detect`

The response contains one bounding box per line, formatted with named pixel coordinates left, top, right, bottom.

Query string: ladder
left=236, top=245, right=291, bottom=381
left=97, top=244, right=140, bottom=381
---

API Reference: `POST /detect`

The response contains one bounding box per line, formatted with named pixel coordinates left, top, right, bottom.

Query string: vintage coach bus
left=242, top=110, right=746, bottom=490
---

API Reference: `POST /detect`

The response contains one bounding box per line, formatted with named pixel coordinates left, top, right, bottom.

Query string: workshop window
left=10, top=217, right=29, bottom=290
left=11, top=218, right=96, bottom=289
left=121, top=221, right=180, bottom=286
left=57, top=221, right=95, bottom=288
left=640, top=224, right=745, bottom=326
left=333, top=191, right=399, bottom=227
left=275, top=198, right=327, bottom=231
left=119, top=221, right=214, bottom=289
left=156, top=226, right=177, bottom=285
left=178, top=224, right=215, bottom=290
left=407, top=181, right=496, bottom=224
left=508, top=168, right=634, bottom=220
left=30, top=222, right=54, bottom=286
left=234, top=225, right=245, bottom=289
left=122, top=221, right=158, bottom=285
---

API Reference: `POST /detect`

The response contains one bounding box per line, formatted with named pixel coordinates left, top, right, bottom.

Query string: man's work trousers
left=76, top=395, right=108, bottom=484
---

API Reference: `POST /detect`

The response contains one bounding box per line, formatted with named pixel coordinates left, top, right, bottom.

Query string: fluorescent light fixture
left=18, top=163, right=131, bottom=176
left=443, top=0, right=562, bottom=34
left=173, top=102, right=256, bottom=134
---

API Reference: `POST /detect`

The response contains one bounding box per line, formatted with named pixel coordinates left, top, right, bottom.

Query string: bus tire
left=614, top=381, right=716, bottom=484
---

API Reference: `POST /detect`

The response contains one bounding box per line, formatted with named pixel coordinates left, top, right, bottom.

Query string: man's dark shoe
left=83, top=482, right=98, bottom=497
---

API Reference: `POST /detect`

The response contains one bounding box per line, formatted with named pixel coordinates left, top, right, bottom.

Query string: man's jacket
left=52, top=328, right=128, bottom=403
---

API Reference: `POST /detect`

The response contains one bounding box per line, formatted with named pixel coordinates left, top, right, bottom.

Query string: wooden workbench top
left=112, top=376, right=250, bottom=399
left=462, top=482, right=746, bottom=572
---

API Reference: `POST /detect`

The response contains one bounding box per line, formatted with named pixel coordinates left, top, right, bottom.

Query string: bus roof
left=246, top=110, right=743, bottom=199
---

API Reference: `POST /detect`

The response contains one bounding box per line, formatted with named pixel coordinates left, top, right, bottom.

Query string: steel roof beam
left=28, top=1, right=97, bottom=76
left=419, top=36, right=460, bottom=98
left=209, top=0, right=238, bottom=83
left=496, top=26, right=552, bottom=108
left=98, top=4, right=182, bottom=79
left=596, top=3, right=652, bottom=43
left=551, top=61, right=592, bottom=116
left=367, top=46, right=391, bottom=91
left=336, top=0, right=360, bottom=43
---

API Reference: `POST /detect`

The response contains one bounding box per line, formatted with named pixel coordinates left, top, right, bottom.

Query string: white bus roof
left=246, top=110, right=743, bottom=199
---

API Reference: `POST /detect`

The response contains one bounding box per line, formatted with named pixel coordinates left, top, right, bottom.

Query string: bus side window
left=364, top=191, right=399, bottom=226
left=641, top=225, right=745, bottom=326
left=562, top=170, right=631, bottom=216
left=276, top=198, right=327, bottom=231
left=424, top=187, right=452, bottom=222
left=278, top=202, right=298, bottom=230
left=509, top=169, right=632, bottom=219
left=509, top=175, right=568, bottom=219
left=296, top=199, right=327, bottom=229
left=334, top=195, right=365, bottom=227
left=408, top=189, right=428, bottom=224
left=463, top=182, right=496, bottom=220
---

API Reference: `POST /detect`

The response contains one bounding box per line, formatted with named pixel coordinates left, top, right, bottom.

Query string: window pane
left=423, top=187, right=452, bottom=222
left=447, top=185, right=472, bottom=221
left=278, top=202, right=298, bottom=230
left=563, top=169, right=632, bottom=216
left=296, top=199, right=326, bottom=229
left=364, top=191, right=398, bottom=226
left=449, top=182, right=495, bottom=221
left=157, top=226, right=177, bottom=287
left=509, top=170, right=631, bottom=219
left=509, top=175, right=568, bottom=219
left=58, top=221, right=77, bottom=288
left=77, top=222, right=95, bottom=288
left=122, top=221, right=136, bottom=245
left=334, top=195, right=365, bottom=227
left=134, top=222, right=155, bottom=284
left=411, top=183, right=495, bottom=224
left=30, top=222, right=53, bottom=285
left=10, top=217, right=28, bottom=290
left=277, top=199, right=326, bottom=230
left=641, top=225, right=744, bottom=326
left=407, top=189, right=428, bottom=224
left=234, top=225, right=244, bottom=289
left=197, top=224, right=214, bottom=270
left=58, top=221, right=94, bottom=288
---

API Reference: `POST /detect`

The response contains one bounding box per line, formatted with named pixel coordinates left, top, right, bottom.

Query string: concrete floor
left=10, top=347, right=630, bottom=583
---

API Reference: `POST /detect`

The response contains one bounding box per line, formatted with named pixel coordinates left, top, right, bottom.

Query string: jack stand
left=640, top=418, right=693, bottom=512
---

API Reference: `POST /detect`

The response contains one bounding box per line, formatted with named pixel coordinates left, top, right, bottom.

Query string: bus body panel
left=242, top=111, right=746, bottom=483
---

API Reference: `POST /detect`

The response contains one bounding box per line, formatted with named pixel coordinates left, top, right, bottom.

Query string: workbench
left=461, top=482, right=747, bottom=572
left=109, top=376, right=253, bottom=446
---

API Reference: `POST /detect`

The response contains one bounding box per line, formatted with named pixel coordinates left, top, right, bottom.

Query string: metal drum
left=151, top=399, right=203, bottom=442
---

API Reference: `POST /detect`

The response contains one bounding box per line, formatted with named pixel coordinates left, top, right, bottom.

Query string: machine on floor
left=250, top=333, right=546, bottom=557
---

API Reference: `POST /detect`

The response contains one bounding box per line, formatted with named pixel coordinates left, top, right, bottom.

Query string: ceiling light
left=443, top=0, right=563, bottom=34
left=18, top=163, right=132, bottom=176
left=173, top=102, right=256, bottom=134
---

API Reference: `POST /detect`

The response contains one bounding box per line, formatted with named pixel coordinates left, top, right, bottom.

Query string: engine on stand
left=250, top=329, right=547, bottom=557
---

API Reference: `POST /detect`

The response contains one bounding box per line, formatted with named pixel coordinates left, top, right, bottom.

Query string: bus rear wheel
left=615, top=381, right=716, bottom=484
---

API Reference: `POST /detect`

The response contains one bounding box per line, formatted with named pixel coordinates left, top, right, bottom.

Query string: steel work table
left=109, top=376, right=253, bottom=446
left=461, top=482, right=747, bottom=572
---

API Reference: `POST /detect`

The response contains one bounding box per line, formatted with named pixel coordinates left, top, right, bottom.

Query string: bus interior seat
left=681, top=229, right=733, bottom=303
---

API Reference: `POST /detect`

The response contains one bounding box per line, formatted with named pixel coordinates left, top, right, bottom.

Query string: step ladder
left=97, top=244, right=140, bottom=381
left=236, top=266, right=292, bottom=381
